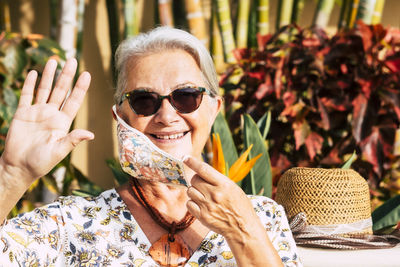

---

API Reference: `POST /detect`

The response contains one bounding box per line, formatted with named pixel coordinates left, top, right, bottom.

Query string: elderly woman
left=0, top=27, right=301, bottom=266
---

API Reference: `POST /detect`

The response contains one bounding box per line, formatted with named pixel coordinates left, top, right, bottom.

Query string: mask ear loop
left=111, top=108, right=117, bottom=121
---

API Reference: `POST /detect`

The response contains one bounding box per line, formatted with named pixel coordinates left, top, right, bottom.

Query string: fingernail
left=182, top=155, right=190, bottom=162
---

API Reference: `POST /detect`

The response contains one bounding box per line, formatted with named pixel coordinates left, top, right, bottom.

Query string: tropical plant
left=219, top=21, right=400, bottom=206
left=211, top=133, right=262, bottom=183
left=372, top=194, right=400, bottom=232
left=211, top=112, right=273, bottom=197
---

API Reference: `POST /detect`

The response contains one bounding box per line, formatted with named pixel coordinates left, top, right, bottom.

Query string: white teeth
left=156, top=133, right=185, bottom=140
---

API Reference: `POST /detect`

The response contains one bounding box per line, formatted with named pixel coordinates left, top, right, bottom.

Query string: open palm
left=1, top=58, right=94, bottom=181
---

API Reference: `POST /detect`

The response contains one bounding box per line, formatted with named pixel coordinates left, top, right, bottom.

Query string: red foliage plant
left=220, top=22, right=400, bottom=199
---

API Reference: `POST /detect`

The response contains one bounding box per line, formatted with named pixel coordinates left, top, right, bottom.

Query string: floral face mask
left=112, top=105, right=189, bottom=187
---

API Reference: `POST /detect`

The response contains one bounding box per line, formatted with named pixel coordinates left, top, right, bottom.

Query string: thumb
left=59, top=129, right=94, bottom=152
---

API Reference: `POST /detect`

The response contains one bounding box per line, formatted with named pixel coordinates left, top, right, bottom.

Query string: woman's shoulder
left=56, top=188, right=118, bottom=205
left=53, top=188, right=124, bottom=214
left=246, top=195, right=287, bottom=221
left=247, top=195, right=281, bottom=208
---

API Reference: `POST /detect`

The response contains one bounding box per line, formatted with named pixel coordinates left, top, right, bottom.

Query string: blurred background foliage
left=1, top=0, right=399, bottom=231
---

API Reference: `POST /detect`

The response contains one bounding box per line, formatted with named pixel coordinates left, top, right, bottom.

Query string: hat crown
left=276, top=167, right=372, bottom=235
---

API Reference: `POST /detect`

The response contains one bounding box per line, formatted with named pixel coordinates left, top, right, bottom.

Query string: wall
left=7, top=0, right=400, bottom=189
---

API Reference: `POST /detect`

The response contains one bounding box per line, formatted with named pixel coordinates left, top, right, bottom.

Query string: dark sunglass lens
left=171, top=88, right=203, bottom=113
left=129, top=92, right=159, bottom=116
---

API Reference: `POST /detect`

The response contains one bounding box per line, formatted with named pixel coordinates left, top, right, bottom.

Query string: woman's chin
left=166, top=149, right=190, bottom=160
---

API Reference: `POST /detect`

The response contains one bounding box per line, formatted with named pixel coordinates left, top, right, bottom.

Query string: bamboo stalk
left=0, top=1, right=11, bottom=32
left=356, top=0, right=377, bottom=24
left=211, top=7, right=225, bottom=73
left=135, top=0, right=144, bottom=32
left=338, top=0, right=350, bottom=29
left=347, top=0, right=360, bottom=28
left=214, top=0, right=236, bottom=64
left=185, top=0, right=209, bottom=48
left=371, top=0, right=385, bottom=24
left=58, top=0, right=77, bottom=59
left=313, top=0, right=335, bottom=28
left=0, top=3, right=3, bottom=32
left=257, top=0, right=269, bottom=35
left=49, top=0, right=58, bottom=40
left=235, top=0, right=251, bottom=48
left=173, top=0, right=189, bottom=29
left=201, top=0, right=212, bottom=21
left=75, top=0, right=85, bottom=69
left=158, top=0, right=174, bottom=26
left=291, top=0, right=305, bottom=24
left=247, top=0, right=257, bottom=48
left=276, top=0, right=294, bottom=31
left=123, top=0, right=136, bottom=38
left=106, top=0, right=120, bottom=85
left=202, top=0, right=212, bottom=47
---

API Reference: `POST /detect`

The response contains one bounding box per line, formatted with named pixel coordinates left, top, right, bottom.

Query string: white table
left=297, top=246, right=400, bottom=267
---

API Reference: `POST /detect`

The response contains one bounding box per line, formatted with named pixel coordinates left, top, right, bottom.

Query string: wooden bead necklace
left=129, top=178, right=196, bottom=266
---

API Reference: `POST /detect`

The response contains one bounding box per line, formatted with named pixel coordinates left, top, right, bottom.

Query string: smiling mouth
left=150, top=131, right=189, bottom=140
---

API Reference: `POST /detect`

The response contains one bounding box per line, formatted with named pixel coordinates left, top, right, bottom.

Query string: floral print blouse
left=0, top=189, right=301, bottom=266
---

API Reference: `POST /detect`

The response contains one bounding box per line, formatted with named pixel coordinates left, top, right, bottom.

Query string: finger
left=18, top=71, right=37, bottom=107
left=35, top=59, right=58, bottom=104
left=187, top=186, right=206, bottom=203
left=190, top=174, right=215, bottom=194
left=183, top=155, right=224, bottom=186
left=48, top=58, right=77, bottom=107
left=61, top=71, right=91, bottom=119
left=186, top=200, right=201, bottom=218
left=58, top=129, right=94, bottom=155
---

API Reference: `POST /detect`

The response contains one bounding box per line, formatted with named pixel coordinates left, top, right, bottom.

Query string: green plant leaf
left=72, top=189, right=97, bottom=197
left=211, top=112, right=239, bottom=174
left=257, top=111, right=271, bottom=139
left=36, top=38, right=66, bottom=60
left=0, top=38, right=27, bottom=84
left=41, top=175, right=60, bottom=194
left=341, top=151, right=357, bottom=169
left=242, top=114, right=272, bottom=197
left=73, top=165, right=103, bottom=196
left=3, top=87, right=18, bottom=117
left=106, top=158, right=130, bottom=186
left=372, top=194, right=400, bottom=231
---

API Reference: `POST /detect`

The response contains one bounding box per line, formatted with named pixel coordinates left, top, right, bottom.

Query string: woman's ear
left=209, top=96, right=223, bottom=127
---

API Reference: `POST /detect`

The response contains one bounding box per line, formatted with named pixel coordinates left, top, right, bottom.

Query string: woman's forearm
left=225, top=220, right=284, bottom=267
left=0, top=158, right=34, bottom=223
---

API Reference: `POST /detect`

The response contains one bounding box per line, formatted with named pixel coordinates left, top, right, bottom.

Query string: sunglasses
left=119, top=87, right=211, bottom=116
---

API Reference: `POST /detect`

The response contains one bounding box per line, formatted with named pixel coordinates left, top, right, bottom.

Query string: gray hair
left=114, top=26, right=219, bottom=104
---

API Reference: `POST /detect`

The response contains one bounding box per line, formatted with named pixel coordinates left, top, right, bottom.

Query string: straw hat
left=276, top=167, right=372, bottom=236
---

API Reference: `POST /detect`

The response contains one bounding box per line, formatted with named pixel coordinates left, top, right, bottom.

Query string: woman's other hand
left=183, top=155, right=261, bottom=239
left=0, top=58, right=94, bottom=222
left=1, top=58, right=93, bottom=181
left=183, top=155, right=283, bottom=267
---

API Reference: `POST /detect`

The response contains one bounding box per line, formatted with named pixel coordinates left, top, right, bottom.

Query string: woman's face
left=118, top=49, right=221, bottom=160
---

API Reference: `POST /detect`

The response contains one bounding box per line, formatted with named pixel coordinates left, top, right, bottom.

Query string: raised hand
left=1, top=58, right=94, bottom=183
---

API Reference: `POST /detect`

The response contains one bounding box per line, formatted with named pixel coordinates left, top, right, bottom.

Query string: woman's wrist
left=0, top=156, right=36, bottom=187
left=0, top=157, right=35, bottom=222
left=223, top=215, right=283, bottom=267
left=223, top=215, right=266, bottom=245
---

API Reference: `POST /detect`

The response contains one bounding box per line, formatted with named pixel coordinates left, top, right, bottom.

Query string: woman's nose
left=153, top=98, right=180, bottom=125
